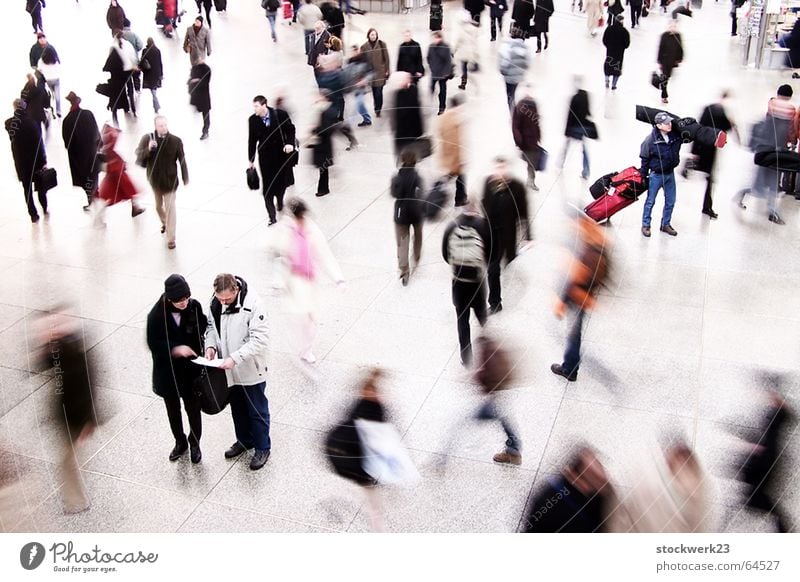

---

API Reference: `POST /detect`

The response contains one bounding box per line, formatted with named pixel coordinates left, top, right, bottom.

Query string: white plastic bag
left=354, top=419, right=421, bottom=486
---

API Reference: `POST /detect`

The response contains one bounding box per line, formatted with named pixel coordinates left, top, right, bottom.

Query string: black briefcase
left=246, top=167, right=260, bottom=191
left=34, top=167, right=57, bottom=193
left=193, top=366, right=230, bottom=415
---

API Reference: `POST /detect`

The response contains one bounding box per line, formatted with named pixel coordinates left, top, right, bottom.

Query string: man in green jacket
left=136, top=116, right=189, bottom=249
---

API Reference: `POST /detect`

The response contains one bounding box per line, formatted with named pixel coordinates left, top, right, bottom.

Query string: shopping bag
left=354, top=419, right=420, bottom=486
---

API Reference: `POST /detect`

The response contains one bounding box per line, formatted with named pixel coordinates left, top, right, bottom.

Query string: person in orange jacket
left=550, top=213, right=611, bottom=382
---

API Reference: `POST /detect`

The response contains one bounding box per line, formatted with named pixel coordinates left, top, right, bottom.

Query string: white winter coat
left=204, top=278, right=270, bottom=387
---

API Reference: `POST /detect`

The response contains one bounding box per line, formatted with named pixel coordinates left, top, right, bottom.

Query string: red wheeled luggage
left=283, top=0, right=293, bottom=20
left=584, top=166, right=648, bottom=222
left=584, top=190, right=638, bottom=222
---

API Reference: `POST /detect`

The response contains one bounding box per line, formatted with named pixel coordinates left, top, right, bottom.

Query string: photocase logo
left=20, top=542, right=46, bottom=570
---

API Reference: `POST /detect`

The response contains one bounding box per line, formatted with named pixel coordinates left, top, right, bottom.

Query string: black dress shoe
left=250, top=449, right=270, bottom=470
left=550, top=363, right=577, bottom=382
left=224, top=442, right=248, bottom=459
left=190, top=443, right=202, bottom=464
left=489, top=303, right=503, bottom=315
left=169, top=440, right=189, bottom=461
left=702, top=209, right=718, bottom=220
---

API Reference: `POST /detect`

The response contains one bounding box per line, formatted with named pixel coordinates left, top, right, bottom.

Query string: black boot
left=169, top=438, right=189, bottom=461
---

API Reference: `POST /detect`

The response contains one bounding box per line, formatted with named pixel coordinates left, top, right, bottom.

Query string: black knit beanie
left=164, top=274, right=191, bottom=301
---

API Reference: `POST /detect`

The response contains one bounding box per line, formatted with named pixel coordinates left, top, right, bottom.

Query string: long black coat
left=511, top=0, right=535, bottom=34
left=146, top=296, right=208, bottom=399
left=102, top=48, right=130, bottom=112
left=248, top=107, right=296, bottom=192
left=533, top=0, right=554, bottom=34
left=602, top=21, right=630, bottom=76
left=188, top=63, right=211, bottom=113
left=141, top=44, right=163, bottom=90
left=393, top=84, right=424, bottom=150
left=20, top=74, right=49, bottom=125
left=313, top=103, right=339, bottom=168
left=397, top=40, right=425, bottom=78
left=691, top=103, right=733, bottom=174
left=482, top=176, right=531, bottom=263
left=657, top=31, right=684, bottom=73
left=62, top=107, right=101, bottom=189
left=5, top=108, right=46, bottom=184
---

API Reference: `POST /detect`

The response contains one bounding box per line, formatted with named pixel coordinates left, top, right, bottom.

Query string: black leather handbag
left=34, top=167, right=57, bottom=193
left=246, top=167, right=260, bottom=190
left=193, top=366, right=230, bottom=415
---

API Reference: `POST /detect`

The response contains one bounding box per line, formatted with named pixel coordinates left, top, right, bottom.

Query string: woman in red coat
left=93, top=124, right=145, bottom=226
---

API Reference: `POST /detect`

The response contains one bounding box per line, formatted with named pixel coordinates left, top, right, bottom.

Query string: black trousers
left=30, top=7, right=43, bottom=33
left=195, top=0, right=212, bottom=24
left=201, top=110, right=210, bottom=134
left=702, top=174, right=714, bottom=213
left=490, top=15, right=503, bottom=40
left=261, top=168, right=287, bottom=222
left=23, top=182, right=48, bottom=219
left=631, top=4, right=642, bottom=27
left=746, top=489, right=789, bottom=533
left=536, top=32, right=548, bottom=51
left=488, top=245, right=515, bottom=308
left=452, top=279, right=487, bottom=365
left=163, top=391, right=202, bottom=446
left=431, top=78, right=447, bottom=112
left=317, top=165, right=330, bottom=194
left=371, top=85, right=384, bottom=114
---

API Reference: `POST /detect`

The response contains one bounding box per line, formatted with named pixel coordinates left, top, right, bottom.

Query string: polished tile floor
left=0, top=1, right=798, bottom=532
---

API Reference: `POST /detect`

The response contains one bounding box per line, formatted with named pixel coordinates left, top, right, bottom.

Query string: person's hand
left=204, top=347, right=217, bottom=360
left=171, top=345, right=198, bottom=358
left=553, top=299, right=566, bottom=320
left=283, top=144, right=294, bottom=154
left=76, top=424, right=96, bottom=447
left=148, top=138, right=157, bottom=150
left=218, top=357, right=236, bottom=370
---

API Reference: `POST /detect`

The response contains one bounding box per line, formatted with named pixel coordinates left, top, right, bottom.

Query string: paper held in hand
left=191, top=357, right=225, bottom=368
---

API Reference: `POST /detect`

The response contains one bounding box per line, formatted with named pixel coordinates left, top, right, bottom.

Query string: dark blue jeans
left=642, top=171, right=676, bottom=228
left=229, top=382, right=271, bottom=452
left=562, top=308, right=585, bottom=377
left=475, top=397, right=521, bottom=455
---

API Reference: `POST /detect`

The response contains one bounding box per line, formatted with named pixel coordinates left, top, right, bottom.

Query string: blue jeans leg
left=267, top=14, right=277, bottom=40
left=561, top=309, right=585, bottom=376
left=231, top=382, right=271, bottom=451
left=661, top=172, right=677, bottom=227
left=581, top=139, right=590, bottom=178
left=355, top=90, right=371, bottom=123
left=642, top=172, right=664, bottom=228
left=475, top=398, right=521, bottom=455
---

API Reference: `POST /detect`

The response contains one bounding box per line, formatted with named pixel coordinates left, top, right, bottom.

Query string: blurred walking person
left=62, top=92, right=101, bottom=211
left=657, top=19, right=683, bottom=104
left=498, top=28, right=529, bottom=111
left=93, top=124, right=145, bottom=226
left=533, top=0, right=553, bottom=52
left=550, top=213, right=609, bottom=382
left=188, top=58, right=212, bottom=140
left=38, top=309, right=100, bottom=514
left=36, top=42, right=61, bottom=118
left=427, top=31, right=453, bottom=115
left=391, top=72, right=424, bottom=159
left=482, top=156, right=532, bottom=314
left=397, top=30, right=425, bottom=83
left=310, top=90, right=338, bottom=197
left=362, top=28, right=391, bottom=118
left=488, top=0, right=508, bottom=42
left=146, top=275, right=208, bottom=464
left=454, top=12, right=480, bottom=91
left=522, top=446, right=617, bottom=532
left=391, top=150, right=425, bottom=286
left=196, top=0, right=213, bottom=25
left=437, top=94, right=468, bottom=205
left=26, top=0, right=45, bottom=33
left=267, top=198, right=344, bottom=365
left=140, top=37, right=164, bottom=114
left=560, top=76, right=595, bottom=180
left=602, top=14, right=629, bottom=90
left=512, top=84, right=542, bottom=190
left=442, top=199, right=491, bottom=366
left=106, top=0, right=126, bottom=32
left=184, top=16, right=212, bottom=66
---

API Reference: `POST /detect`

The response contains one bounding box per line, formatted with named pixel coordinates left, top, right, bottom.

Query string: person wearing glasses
left=146, top=274, right=208, bottom=464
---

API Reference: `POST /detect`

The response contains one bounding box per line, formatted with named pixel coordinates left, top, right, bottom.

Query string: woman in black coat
left=657, top=22, right=683, bottom=103
left=188, top=60, right=211, bottom=139
left=62, top=93, right=101, bottom=210
left=102, top=47, right=130, bottom=126
left=533, top=0, right=553, bottom=52
left=141, top=37, right=164, bottom=113
left=690, top=95, right=734, bottom=219
left=20, top=71, right=50, bottom=131
left=602, top=15, right=630, bottom=90
left=511, top=0, right=535, bottom=39
left=146, top=274, right=208, bottom=464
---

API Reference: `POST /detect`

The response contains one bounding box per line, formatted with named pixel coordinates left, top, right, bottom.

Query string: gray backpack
left=448, top=222, right=485, bottom=277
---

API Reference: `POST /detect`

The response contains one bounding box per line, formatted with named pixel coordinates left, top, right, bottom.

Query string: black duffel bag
left=193, top=366, right=230, bottom=415
left=246, top=167, right=260, bottom=190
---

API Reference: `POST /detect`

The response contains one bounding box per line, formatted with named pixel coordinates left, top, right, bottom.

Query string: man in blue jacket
left=640, top=111, right=682, bottom=237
